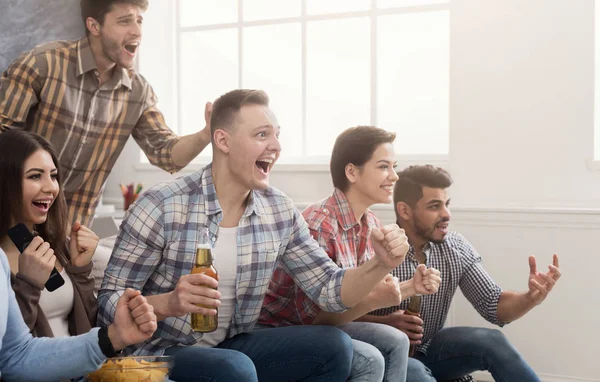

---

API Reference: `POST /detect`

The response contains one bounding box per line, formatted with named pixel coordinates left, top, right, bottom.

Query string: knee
left=218, top=351, right=257, bottom=380
left=171, top=348, right=257, bottom=381
left=313, top=326, right=354, bottom=371
left=472, top=328, right=520, bottom=360
left=407, top=358, right=436, bottom=381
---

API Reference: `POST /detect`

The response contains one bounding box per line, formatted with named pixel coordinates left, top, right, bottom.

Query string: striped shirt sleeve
left=0, top=50, right=43, bottom=131
left=131, top=84, right=181, bottom=173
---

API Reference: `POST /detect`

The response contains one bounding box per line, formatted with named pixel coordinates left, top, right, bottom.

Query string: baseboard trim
left=473, top=371, right=600, bottom=382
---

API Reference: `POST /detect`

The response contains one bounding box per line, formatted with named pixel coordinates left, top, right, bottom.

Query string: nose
left=269, top=134, right=282, bottom=153
left=390, top=170, right=399, bottom=182
left=441, top=204, right=451, bottom=220
left=131, top=21, right=142, bottom=38
left=42, top=175, right=59, bottom=194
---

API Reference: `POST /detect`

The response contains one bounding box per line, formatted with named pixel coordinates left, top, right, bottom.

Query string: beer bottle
left=405, top=295, right=422, bottom=357
left=191, top=227, right=218, bottom=332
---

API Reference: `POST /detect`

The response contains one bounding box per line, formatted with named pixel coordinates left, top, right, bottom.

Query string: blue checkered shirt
left=371, top=232, right=504, bottom=358
left=97, top=164, right=348, bottom=355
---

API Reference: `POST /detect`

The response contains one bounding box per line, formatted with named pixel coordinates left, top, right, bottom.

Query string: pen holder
left=123, top=193, right=139, bottom=211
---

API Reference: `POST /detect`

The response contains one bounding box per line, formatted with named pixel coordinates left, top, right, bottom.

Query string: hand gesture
left=413, top=264, right=442, bottom=295
left=200, top=101, right=213, bottom=141
left=526, top=254, right=561, bottom=306
left=18, top=236, right=56, bottom=288
left=109, top=289, right=157, bottom=350
left=371, top=224, right=410, bottom=268
left=69, top=221, right=99, bottom=267
left=166, top=273, right=221, bottom=317
left=367, top=274, right=402, bottom=310
left=380, top=310, right=424, bottom=346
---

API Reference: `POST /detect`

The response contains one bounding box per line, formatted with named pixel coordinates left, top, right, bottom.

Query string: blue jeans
left=407, top=327, right=540, bottom=382
left=339, top=322, right=409, bottom=382
left=166, top=325, right=353, bottom=381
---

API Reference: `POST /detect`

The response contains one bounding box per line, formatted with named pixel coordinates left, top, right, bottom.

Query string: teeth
left=257, top=158, right=273, bottom=163
left=34, top=200, right=51, bottom=205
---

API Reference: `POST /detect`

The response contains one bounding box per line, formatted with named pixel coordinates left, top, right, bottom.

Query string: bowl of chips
left=86, top=356, right=174, bottom=382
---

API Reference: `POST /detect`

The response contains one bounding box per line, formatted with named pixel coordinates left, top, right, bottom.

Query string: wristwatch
left=98, top=326, right=121, bottom=358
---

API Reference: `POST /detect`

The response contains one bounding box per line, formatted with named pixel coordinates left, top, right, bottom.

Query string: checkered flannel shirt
left=259, top=188, right=380, bottom=326
left=97, top=164, right=348, bottom=355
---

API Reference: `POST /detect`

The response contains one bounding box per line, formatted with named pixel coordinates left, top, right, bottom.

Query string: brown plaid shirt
left=0, top=37, right=182, bottom=226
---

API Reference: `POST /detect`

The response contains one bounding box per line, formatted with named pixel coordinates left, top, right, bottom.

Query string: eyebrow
left=376, top=159, right=396, bottom=165
left=426, top=198, right=451, bottom=206
left=25, top=168, right=57, bottom=174
left=116, top=13, right=142, bottom=21
left=252, top=124, right=279, bottom=132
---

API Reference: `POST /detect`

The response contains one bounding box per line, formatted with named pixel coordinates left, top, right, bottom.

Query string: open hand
left=371, top=224, right=409, bottom=268
left=526, top=254, right=561, bottom=306
left=68, top=221, right=99, bottom=267
left=200, top=101, right=213, bottom=141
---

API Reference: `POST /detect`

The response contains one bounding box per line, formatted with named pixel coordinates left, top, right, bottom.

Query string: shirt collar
left=76, top=37, right=132, bottom=90
left=331, top=188, right=376, bottom=231
left=201, top=164, right=265, bottom=218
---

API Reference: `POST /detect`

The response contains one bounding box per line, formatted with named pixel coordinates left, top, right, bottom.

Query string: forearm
left=312, top=300, right=375, bottom=326
left=146, top=292, right=174, bottom=322
left=340, top=258, right=391, bottom=307
left=171, top=130, right=211, bottom=167
left=496, top=290, right=536, bottom=323
left=356, top=314, right=388, bottom=324
left=12, top=274, right=43, bottom=330
left=399, top=279, right=416, bottom=301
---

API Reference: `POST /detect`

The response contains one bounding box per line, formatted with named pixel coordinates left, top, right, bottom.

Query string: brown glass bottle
left=405, top=295, right=422, bottom=357
left=191, top=227, right=218, bottom=333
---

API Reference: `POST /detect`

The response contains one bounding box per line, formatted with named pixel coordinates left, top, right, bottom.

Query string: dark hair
left=81, top=0, right=148, bottom=33
left=210, top=89, right=270, bottom=142
left=330, top=126, right=396, bottom=192
left=0, top=131, right=69, bottom=262
left=393, top=165, right=453, bottom=208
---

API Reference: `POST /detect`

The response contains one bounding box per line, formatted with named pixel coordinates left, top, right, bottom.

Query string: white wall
left=104, top=0, right=600, bottom=380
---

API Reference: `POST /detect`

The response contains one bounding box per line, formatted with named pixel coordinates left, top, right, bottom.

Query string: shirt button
left=82, top=138, right=87, bottom=144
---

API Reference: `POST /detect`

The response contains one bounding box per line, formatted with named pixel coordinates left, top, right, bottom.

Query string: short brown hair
left=210, top=89, right=270, bottom=141
left=393, top=165, right=453, bottom=208
left=330, top=126, right=396, bottom=192
left=81, top=0, right=148, bottom=32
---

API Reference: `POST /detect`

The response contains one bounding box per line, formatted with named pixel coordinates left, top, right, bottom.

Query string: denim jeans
left=166, top=325, right=353, bottom=381
left=407, top=327, right=540, bottom=382
left=339, top=322, right=409, bottom=382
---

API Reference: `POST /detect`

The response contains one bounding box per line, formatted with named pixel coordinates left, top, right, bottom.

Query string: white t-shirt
left=195, top=226, right=238, bottom=347
left=39, top=268, right=74, bottom=337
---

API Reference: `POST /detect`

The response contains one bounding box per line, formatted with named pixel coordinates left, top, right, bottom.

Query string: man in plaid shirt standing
left=0, top=0, right=212, bottom=227
left=367, top=165, right=562, bottom=381
left=98, top=89, right=412, bottom=381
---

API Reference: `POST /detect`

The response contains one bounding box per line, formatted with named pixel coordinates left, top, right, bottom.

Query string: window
left=139, top=0, right=449, bottom=165
left=596, top=0, right=600, bottom=160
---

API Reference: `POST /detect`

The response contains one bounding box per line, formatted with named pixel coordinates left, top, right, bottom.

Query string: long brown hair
left=0, top=131, right=69, bottom=261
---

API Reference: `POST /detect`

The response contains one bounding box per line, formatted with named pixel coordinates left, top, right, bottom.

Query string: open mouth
left=255, top=158, right=273, bottom=175
left=124, top=42, right=139, bottom=54
left=32, top=200, right=52, bottom=212
left=381, top=185, right=394, bottom=193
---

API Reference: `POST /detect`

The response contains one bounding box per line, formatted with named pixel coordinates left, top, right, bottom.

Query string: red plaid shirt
left=259, top=188, right=381, bottom=326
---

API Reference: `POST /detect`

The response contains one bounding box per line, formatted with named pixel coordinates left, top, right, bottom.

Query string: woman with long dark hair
left=0, top=130, right=99, bottom=338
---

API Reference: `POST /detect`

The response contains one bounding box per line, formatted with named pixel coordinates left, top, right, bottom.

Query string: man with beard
left=0, top=0, right=211, bottom=227
left=364, top=165, right=561, bottom=382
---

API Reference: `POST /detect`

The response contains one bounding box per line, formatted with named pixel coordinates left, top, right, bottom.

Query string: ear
left=345, top=163, right=358, bottom=184
left=396, top=201, right=411, bottom=221
left=213, top=129, right=231, bottom=154
left=86, top=17, right=101, bottom=37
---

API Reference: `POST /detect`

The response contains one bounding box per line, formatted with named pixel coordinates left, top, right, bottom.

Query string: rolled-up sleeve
left=132, top=85, right=181, bottom=173
left=457, top=235, right=504, bottom=326
left=280, top=208, right=348, bottom=313
left=97, top=191, right=166, bottom=327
